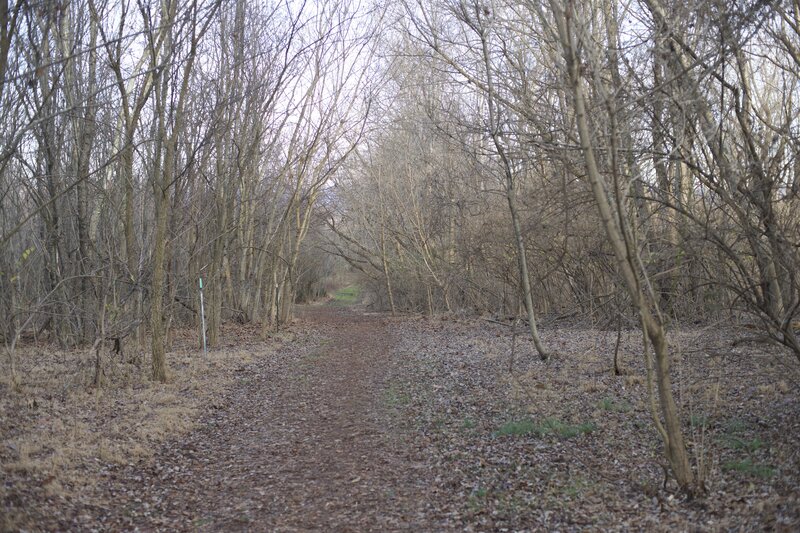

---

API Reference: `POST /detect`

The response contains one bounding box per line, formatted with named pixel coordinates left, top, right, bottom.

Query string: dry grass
left=0, top=323, right=287, bottom=531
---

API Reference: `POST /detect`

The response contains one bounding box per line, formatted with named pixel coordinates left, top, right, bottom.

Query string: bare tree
left=542, top=0, right=695, bottom=489
left=149, top=0, right=219, bottom=382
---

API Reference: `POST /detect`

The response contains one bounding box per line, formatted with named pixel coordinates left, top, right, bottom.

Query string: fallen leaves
left=2, top=308, right=798, bottom=531
left=383, top=315, right=800, bottom=530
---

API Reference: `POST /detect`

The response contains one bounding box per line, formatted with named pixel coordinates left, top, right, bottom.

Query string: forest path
left=100, top=305, right=441, bottom=531
left=10, top=303, right=799, bottom=530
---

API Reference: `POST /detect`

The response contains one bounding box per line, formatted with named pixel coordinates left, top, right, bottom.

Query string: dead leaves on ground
left=384, top=316, right=800, bottom=530
left=2, top=311, right=799, bottom=531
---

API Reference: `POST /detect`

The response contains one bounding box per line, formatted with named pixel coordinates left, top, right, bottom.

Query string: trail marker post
left=199, top=277, right=207, bottom=355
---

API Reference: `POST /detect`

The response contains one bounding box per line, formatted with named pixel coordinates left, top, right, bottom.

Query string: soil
left=94, top=306, right=443, bottom=531
left=3, top=304, right=799, bottom=531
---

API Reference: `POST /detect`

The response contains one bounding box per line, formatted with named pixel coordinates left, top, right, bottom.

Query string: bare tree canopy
left=2, top=0, right=799, bottom=506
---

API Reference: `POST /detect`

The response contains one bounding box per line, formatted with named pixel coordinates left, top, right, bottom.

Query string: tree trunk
left=508, top=193, right=549, bottom=360
left=475, top=16, right=549, bottom=359
left=547, top=0, right=694, bottom=490
left=150, top=68, right=169, bottom=383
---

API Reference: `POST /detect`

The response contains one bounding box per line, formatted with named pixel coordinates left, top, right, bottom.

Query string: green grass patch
left=563, top=476, right=592, bottom=498
left=690, top=414, right=710, bottom=428
left=462, top=417, right=477, bottom=429
left=720, top=435, right=765, bottom=453
left=467, top=487, right=489, bottom=513
left=598, top=397, right=631, bottom=412
left=724, top=417, right=751, bottom=434
left=720, top=416, right=766, bottom=452
left=722, top=458, right=775, bottom=479
left=495, top=417, right=596, bottom=439
left=384, top=382, right=409, bottom=408
left=718, top=417, right=770, bottom=475
left=495, top=419, right=537, bottom=436
left=331, top=285, right=361, bottom=305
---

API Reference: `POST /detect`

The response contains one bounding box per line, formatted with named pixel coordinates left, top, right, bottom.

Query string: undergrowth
left=495, top=418, right=596, bottom=439
left=331, top=286, right=361, bottom=306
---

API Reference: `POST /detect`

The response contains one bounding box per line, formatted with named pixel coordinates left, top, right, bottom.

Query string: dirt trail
left=99, top=305, right=440, bottom=531
left=16, top=304, right=797, bottom=531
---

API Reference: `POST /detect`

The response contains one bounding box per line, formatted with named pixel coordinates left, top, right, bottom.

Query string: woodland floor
left=2, top=302, right=800, bottom=531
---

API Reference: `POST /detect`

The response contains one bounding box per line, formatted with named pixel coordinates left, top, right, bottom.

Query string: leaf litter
left=1, top=306, right=798, bottom=531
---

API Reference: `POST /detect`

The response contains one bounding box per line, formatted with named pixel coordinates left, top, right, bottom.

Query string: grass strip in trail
left=332, top=285, right=361, bottom=305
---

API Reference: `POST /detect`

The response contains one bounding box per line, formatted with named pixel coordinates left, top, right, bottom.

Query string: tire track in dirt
left=97, top=306, right=441, bottom=531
